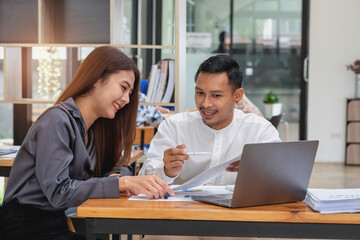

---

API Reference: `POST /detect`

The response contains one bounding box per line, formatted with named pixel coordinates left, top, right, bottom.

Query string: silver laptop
left=192, top=140, right=319, bottom=208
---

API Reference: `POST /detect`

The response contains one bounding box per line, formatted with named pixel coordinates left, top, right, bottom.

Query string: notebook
left=192, top=140, right=319, bottom=208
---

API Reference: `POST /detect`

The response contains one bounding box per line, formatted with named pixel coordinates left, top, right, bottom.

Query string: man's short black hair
left=195, top=54, right=243, bottom=90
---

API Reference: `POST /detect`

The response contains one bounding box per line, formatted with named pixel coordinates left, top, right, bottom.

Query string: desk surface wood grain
left=77, top=197, right=360, bottom=224
left=0, top=157, right=14, bottom=166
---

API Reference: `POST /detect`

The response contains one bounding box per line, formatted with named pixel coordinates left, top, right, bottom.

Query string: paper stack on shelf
left=305, top=188, right=360, bottom=214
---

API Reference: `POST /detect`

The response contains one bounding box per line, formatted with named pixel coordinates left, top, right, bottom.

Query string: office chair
left=131, top=126, right=157, bottom=175
left=269, top=114, right=282, bottom=129
left=269, top=114, right=289, bottom=141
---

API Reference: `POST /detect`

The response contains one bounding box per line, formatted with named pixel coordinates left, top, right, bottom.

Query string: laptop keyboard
left=192, top=194, right=233, bottom=207
left=214, top=198, right=232, bottom=205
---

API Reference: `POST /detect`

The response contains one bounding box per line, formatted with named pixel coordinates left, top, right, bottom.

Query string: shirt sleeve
left=138, top=118, right=178, bottom=184
left=30, top=110, right=120, bottom=209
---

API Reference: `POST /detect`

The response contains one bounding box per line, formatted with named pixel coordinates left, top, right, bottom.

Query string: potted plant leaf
left=263, top=91, right=282, bottom=119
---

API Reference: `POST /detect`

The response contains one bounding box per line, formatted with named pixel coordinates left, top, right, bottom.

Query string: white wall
left=308, top=0, right=360, bottom=162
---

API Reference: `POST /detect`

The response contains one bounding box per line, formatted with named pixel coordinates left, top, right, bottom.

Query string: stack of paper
left=305, top=188, right=360, bottom=214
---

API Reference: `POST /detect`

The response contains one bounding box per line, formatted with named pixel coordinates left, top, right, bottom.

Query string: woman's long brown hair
left=56, top=46, right=140, bottom=177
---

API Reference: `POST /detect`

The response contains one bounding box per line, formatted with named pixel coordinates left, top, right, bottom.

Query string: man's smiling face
left=195, top=72, right=243, bottom=130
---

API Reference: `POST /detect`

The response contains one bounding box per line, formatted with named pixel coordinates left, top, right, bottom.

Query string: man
left=139, top=55, right=280, bottom=185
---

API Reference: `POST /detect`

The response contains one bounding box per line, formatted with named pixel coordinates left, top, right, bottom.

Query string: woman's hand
left=118, top=175, right=174, bottom=199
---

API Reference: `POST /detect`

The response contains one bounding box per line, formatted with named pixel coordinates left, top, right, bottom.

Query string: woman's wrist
left=108, top=173, right=122, bottom=177
left=118, top=176, right=129, bottom=192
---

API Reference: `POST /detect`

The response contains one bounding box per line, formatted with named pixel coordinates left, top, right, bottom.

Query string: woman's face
left=92, top=70, right=135, bottom=119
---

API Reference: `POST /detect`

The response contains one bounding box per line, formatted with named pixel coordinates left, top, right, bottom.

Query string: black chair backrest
left=269, top=114, right=282, bottom=129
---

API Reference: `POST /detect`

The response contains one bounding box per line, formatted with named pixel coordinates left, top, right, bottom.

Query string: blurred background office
left=0, top=0, right=360, bottom=164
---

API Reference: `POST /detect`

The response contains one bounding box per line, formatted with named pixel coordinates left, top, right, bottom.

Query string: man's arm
left=138, top=118, right=180, bottom=184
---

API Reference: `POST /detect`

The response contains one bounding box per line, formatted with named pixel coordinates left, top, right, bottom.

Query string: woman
left=0, top=46, right=174, bottom=239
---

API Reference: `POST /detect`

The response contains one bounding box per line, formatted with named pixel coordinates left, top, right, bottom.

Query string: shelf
left=0, top=99, right=177, bottom=107
left=0, top=0, right=186, bottom=112
left=139, top=102, right=175, bottom=107
left=39, top=0, right=110, bottom=44
left=0, top=99, right=55, bottom=105
left=347, top=99, right=360, bottom=121
left=0, top=43, right=175, bottom=49
left=345, top=99, right=360, bottom=165
left=346, top=144, right=360, bottom=165
left=347, top=122, right=360, bottom=142
left=0, top=0, right=38, bottom=43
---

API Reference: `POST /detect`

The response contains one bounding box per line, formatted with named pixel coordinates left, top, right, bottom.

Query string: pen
left=186, top=152, right=212, bottom=155
left=163, top=192, right=170, bottom=199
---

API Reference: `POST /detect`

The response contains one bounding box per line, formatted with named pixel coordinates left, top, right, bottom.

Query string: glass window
left=186, top=0, right=303, bottom=141
left=32, top=47, right=67, bottom=101
left=254, top=0, right=279, bottom=11
left=280, top=0, right=302, bottom=12
left=123, top=0, right=133, bottom=45
left=30, top=46, right=175, bottom=123
left=162, top=0, right=175, bottom=47
left=0, top=47, right=3, bottom=100
left=0, top=47, right=13, bottom=140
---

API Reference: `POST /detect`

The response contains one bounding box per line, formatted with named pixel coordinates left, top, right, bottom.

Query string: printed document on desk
left=305, top=188, right=360, bottom=214
left=0, top=145, right=20, bottom=157
left=129, top=186, right=232, bottom=202
left=129, top=156, right=239, bottom=201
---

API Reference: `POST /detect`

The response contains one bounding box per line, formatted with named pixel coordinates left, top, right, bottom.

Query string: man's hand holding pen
left=164, top=145, right=214, bottom=178
left=163, top=144, right=190, bottom=178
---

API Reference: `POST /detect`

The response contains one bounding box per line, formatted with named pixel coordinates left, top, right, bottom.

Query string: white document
left=171, top=156, right=240, bottom=191
left=307, top=188, right=360, bottom=201
left=305, top=188, right=360, bottom=214
left=129, top=186, right=232, bottom=202
left=0, top=145, right=20, bottom=157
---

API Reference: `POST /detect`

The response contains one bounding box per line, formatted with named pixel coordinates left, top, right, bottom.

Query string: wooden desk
left=0, top=156, right=14, bottom=177
left=0, top=150, right=143, bottom=178
left=77, top=197, right=360, bottom=239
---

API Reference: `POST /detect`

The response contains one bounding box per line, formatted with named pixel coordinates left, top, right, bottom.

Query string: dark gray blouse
left=3, top=98, right=121, bottom=211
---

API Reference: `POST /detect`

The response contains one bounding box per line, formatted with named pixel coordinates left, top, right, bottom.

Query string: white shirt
left=138, top=109, right=281, bottom=185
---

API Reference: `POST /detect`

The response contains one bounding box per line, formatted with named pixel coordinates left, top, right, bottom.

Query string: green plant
left=263, top=91, right=279, bottom=104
